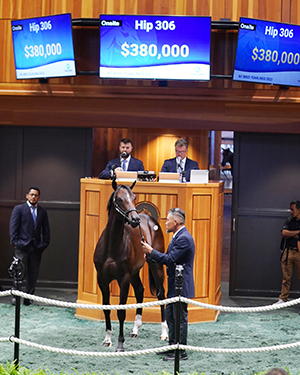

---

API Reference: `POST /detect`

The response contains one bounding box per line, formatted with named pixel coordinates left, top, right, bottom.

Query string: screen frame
left=233, top=16, right=300, bottom=88
left=11, top=13, right=76, bottom=80
left=99, top=14, right=211, bottom=82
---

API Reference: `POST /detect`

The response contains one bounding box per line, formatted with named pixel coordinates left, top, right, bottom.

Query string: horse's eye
left=116, top=196, right=123, bottom=204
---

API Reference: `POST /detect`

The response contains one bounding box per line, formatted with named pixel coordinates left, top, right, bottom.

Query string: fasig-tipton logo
left=100, top=19, right=122, bottom=27
left=136, top=201, right=160, bottom=222
left=12, top=24, right=23, bottom=32
left=239, top=22, right=256, bottom=31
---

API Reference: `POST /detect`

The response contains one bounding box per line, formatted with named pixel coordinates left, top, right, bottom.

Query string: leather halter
left=113, top=187, right=140, bottom=228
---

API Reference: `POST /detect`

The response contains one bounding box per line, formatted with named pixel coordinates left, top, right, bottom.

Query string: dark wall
left=0, top=126, right=92, bottom=289
left=230, top=132, right=300, bottom=297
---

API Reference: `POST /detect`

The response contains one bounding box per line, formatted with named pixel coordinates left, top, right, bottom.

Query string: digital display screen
left=233, top=17, right=300, bottom=87
left=99, top=15, right=211, bottom=81
left=11, top=13, right=76, bottom=79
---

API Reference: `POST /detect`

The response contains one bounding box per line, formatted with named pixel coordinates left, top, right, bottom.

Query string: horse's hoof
left=160, top=335, right=169, bottom=341
left=129, top=332, right=138, bottom=338
left=103, top=342, right=112, bottom=347
left=116, top=347, right=125, bottom=352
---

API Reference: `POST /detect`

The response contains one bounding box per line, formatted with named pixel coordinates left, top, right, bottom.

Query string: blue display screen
left=99, top=15, right=211, bottom=81
left=233, top=17, right=300, bottom=87
left=11, top=13, right=76, bottom=79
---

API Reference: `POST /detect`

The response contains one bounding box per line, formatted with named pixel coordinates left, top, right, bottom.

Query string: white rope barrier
left=181, top=296, right=300, bottom=312
left=9, top=337, right=178, bottom=357
left=3, top=289, right=300, bottom=313
left=5, top=336, right=300, bottom=356
left=0, top=337, right=10, bottom=343
left=180, top=342, right=300, bottom=354
left=1, top=288, right=300, bottom=358
left=7, top=290, right=177, bottom=310
left=0, top=290, right=12, bottom=298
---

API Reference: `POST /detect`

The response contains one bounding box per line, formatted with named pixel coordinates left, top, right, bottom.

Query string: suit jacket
left=98, top=156, right=144, bottom=179
left=149, top=226, right=195, bottom=298
left=160, top=157, right=199, bottom=182
left=9, top=202, right=50, bottom=251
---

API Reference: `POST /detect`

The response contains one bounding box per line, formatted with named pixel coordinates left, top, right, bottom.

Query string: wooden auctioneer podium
left=76, top=178, right=224, bottom=323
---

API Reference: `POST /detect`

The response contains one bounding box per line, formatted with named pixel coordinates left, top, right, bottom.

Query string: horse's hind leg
left=158, top=286, right=168, bottom=341
left=130, top=273, right=144, bottom=338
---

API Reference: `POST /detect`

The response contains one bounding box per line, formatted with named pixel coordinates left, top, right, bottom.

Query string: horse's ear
left=112, top=178, right=117, bottom=191
left=130, top=180, right=137, bottom=190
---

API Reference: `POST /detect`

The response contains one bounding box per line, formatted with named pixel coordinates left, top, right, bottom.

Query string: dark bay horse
left=221, top=148, right=234, bottom=175
left=94, top=180, right=167, bottom=352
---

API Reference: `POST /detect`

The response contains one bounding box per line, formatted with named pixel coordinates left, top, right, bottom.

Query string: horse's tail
left=147, top=259, right=163, bottom=298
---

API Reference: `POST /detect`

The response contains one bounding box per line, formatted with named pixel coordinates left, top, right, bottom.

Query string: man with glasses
left=160, top=138, right=199, bottom=182
left=9, top=187, right=50, bottom=305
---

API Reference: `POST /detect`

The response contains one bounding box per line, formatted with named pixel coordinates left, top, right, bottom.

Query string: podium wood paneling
left=76, top=178, right=224, bottom=323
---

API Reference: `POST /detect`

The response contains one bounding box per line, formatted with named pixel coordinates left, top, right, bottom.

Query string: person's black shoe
left=23, top=298, right=32, bottom=306
left=156, top=349, right=174, bottom=356
left=163, top=350, right=188, bottom=361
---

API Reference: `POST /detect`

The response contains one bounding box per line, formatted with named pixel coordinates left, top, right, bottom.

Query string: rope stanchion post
left=8, top=257, right=26, bottom=366
left=174, top=264, right=184, bottom=375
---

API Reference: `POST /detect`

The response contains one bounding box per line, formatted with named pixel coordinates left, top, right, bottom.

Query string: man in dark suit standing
left=98, top=138, right=144, bottom=179
left=160, top=138, right=199, bottom=182
left=9, top=187, right=50, bottom=305
left=141, top=207, right=195, bottom=361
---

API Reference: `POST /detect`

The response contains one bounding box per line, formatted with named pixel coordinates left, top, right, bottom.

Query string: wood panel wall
left=93, top=128, right=208, bottom=179
left=1, top=0, right=298, bottom=21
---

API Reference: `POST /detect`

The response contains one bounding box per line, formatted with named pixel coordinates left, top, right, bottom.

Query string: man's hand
left=141, top=241, right=153, bottom=258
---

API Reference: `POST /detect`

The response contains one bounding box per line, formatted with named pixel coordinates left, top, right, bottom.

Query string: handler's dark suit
left=160, top=157, right=199, bottom=182
left=149, top=226, right=195, bottom=345
left=99, top=156, right=144, bottom=179
left=9, top=202, right=50, bottom=299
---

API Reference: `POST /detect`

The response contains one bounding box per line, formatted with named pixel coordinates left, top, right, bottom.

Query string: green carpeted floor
left=0, top=288, right=300, bottom=375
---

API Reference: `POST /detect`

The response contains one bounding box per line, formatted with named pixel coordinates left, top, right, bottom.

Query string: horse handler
left=141, top=207, right=195, bottom=361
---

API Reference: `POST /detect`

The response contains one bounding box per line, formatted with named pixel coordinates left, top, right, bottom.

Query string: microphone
left=110, top=152, right=128, bottom=178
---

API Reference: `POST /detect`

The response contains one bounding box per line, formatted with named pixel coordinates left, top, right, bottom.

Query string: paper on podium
left=115, top=171, right=137, bottom=181
left=158, top=172, right=180, bottom=183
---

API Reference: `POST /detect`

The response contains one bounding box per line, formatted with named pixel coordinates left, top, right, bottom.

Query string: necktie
left=122, top=159, right=127, bottom=171
left=30, top=206, right=37, bottom=226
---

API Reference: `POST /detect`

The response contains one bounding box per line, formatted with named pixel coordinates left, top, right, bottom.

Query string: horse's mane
left=107, top=184, right=133, bottom=213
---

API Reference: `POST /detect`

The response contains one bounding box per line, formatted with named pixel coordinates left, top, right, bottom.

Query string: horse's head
left=111, top=181, right=140, bottom=228
left=221, top=148, right=233, bottom=167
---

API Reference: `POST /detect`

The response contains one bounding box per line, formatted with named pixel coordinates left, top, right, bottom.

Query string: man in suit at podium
left=141, top=207, right=195, bottom=361
left=98, top=138, right=144, bottom=179
left=160, top=138, right=199, bottom=182
left=9, top=187, right=50, bottom=305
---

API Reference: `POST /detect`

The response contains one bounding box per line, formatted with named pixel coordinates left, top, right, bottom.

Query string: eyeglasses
left=175, top=149, right=187, bottom=154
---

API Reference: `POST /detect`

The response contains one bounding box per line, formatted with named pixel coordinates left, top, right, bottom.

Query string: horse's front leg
left=116, top=274, right=131, bottom=352
left=130, top=273, right=144, bottom=338
left=99, top=282, right=112, bottom=347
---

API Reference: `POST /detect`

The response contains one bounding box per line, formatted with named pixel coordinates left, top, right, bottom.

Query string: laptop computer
left=190, top=169, right=209, bottom=183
